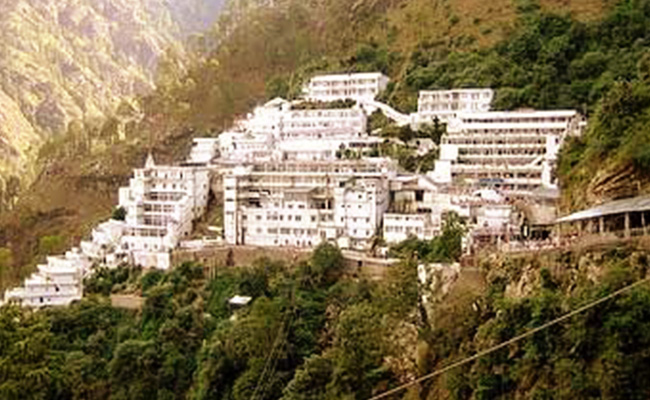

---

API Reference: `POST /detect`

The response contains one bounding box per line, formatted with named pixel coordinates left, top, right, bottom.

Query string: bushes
left=390, top=212, right=466, bottom=262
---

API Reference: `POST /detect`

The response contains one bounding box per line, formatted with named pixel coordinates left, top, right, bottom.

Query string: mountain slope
left=0, top=0, right=226, bottom=204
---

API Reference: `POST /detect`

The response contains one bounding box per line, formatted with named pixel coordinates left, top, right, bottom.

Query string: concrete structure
left=282, top=107, right=367, bottom=139
left=278, top=137, right=381, bottom=161
left=188, top=138, right=220, bottom=164
left=219, top=98, right=371, bottom=162
left=417, top=89, right=494, bottom=123
left=219, top=130, right=275, bottom=162
left=303, top=72, right=389, bottom=102
left=118, top=154, right=210, bottom=269
left=79, top=219, right=126, bottom=267
left=383, top=213, right=439, bottom=244
left=556, top=194, right=650, bottom=239
left=223, top=159, right=396, bottom=250
left=432, top=110, right=584, bottom=195
left=3, top=249, right=90, bottom=308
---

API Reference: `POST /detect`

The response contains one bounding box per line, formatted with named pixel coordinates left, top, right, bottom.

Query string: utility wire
left=368, top=276, right=650, bottom=400
left=250, top=311, right=291, bottom=400
left=251, top=287, right=296, bottom=400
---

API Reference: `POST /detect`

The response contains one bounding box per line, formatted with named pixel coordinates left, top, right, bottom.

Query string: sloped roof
left=556, top=195, right=650, bottom=223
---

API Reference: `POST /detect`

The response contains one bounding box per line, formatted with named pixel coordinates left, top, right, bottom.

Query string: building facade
left=303, top=72, right=390, bottom=102
left=432, top=110, right=585, bottom=194
left=223, top=159, right=395, bottom=250
left=118, top=155, right=210, bottom=269
left=417, top=89, right=494, bottom=123
left=3, top=250, right=90, bottom=308
left=383, top=213, right=440, bottom=244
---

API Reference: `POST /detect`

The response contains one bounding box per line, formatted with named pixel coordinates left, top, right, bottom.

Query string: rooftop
left=229, top=295, right=253, bottom=306
left=557, top=195, right=650, bottom=223
left=309, top=72, right=387, bottom=81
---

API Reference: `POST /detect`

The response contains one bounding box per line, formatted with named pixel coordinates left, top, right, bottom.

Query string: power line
left=251, top=287, right=296, bottom=400
left=368, top=276, right=650, bottom=400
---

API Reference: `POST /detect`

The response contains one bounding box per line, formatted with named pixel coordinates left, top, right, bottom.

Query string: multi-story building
left=383, top=213, right=440, bottom=244
left=303, top=72, right=390, bottom=102
left=277, top=137, right=381, bottom=162
left=118, top=154, right=210, bottom=269
left=281, top=107, right=367, bottom=139
left=80, top=219, right=126, bottom=267
left=188, top=138, right=220, bottom=164
left=432, top=110, right=585, bottom=194
left=417, top=89, right=493, bottom=123
left=223, top=159, right=395, bottom=250
left=218, top=130, right=275, bottom=162
left=3, top=249, right=90, bottom=308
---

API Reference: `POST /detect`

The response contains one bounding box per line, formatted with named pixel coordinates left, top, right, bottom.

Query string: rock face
left=0, top=0, right=223, bottom=193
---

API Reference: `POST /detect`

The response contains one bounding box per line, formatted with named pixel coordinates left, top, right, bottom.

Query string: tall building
left=281, top=107, right=367, bottom=139
left=3, top=250, right=90, bottom=308
left=219, top=97, right=372, bottom=162
left=118, top=154, right=210, bottom=269
left=432, top=110, right=585, bottom=194
left=223, top=159, right=396, bottom=250
left=303, top=72, right=390, bottom=102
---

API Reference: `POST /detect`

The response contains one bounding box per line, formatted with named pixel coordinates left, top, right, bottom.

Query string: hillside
left=0, top=0, right=632, bottom=287
left=0, top=0, right=227, bottom=210
left=5, top=0, right=650, bottom=399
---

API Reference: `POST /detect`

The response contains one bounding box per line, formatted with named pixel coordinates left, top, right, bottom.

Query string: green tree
left=38, top=235, right=65, bottom=256
left=111, top=206, right=127, bottom=221
left=0, top=247, right=12, bottom=289
left=307, top=242, right=344, bottom=286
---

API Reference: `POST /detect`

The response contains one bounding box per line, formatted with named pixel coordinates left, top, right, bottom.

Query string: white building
left=218, top=130, right=275, bottom=162
left=277, top=136, right=381, bottom=162
left=383, top=213, right=440, bottom=244
left=303, top=72, right=390, bottom=102
left=188, top=138, right=220, bottom=164
left=223, top=159, right=395, bottom=250
left=432, top=110, right=584, bottom=194
left=118, top=154, right=210, bottom=269
left=417, top=89, right=494, bottom=123
left=474, top=204, right=513, bottom=231
left=80, top=219, right=126, bottom=267
left=281, top=107, right=367, bottom=139
left=3, top=249, right=90, bottom=308
left=217, top=97, right=375, bottom=163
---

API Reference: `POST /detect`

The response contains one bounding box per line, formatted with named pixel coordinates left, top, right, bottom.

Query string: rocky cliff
left=0, top=0, right=222, bottom=197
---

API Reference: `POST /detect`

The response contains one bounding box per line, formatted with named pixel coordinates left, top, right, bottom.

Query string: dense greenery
left=5, top=242, right=650, bottom=399
left=390, top=212, right=467, bottom=263
left=422, top=248, right=650, bottom=400
left=0, top=244, right=420, bottom=400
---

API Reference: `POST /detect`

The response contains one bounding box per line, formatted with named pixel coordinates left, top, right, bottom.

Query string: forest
left=4, top=221, right=650, bottom=399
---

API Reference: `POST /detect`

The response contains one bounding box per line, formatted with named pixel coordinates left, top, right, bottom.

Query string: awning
left=556, top=195, right=650, bottom=224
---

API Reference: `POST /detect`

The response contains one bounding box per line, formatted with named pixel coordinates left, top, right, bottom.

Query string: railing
left=491, top=228, right=650, bottom=255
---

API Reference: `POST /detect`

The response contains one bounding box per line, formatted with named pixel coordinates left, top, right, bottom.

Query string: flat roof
left=309, top=72, right=387, bottom=80
left=229, top=295, right=252, bottom=306
left=419, top=88, right=493, bottom=95
left=458, top=110, right=578, bottom=119
left=556, top=194, right=650, bottom=223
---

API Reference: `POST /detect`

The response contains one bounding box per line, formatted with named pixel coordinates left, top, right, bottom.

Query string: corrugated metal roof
left=556, top=195, right=650, bottom=223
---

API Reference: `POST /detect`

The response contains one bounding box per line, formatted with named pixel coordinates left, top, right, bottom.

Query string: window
left=295, top=216, right=302, bottom=221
